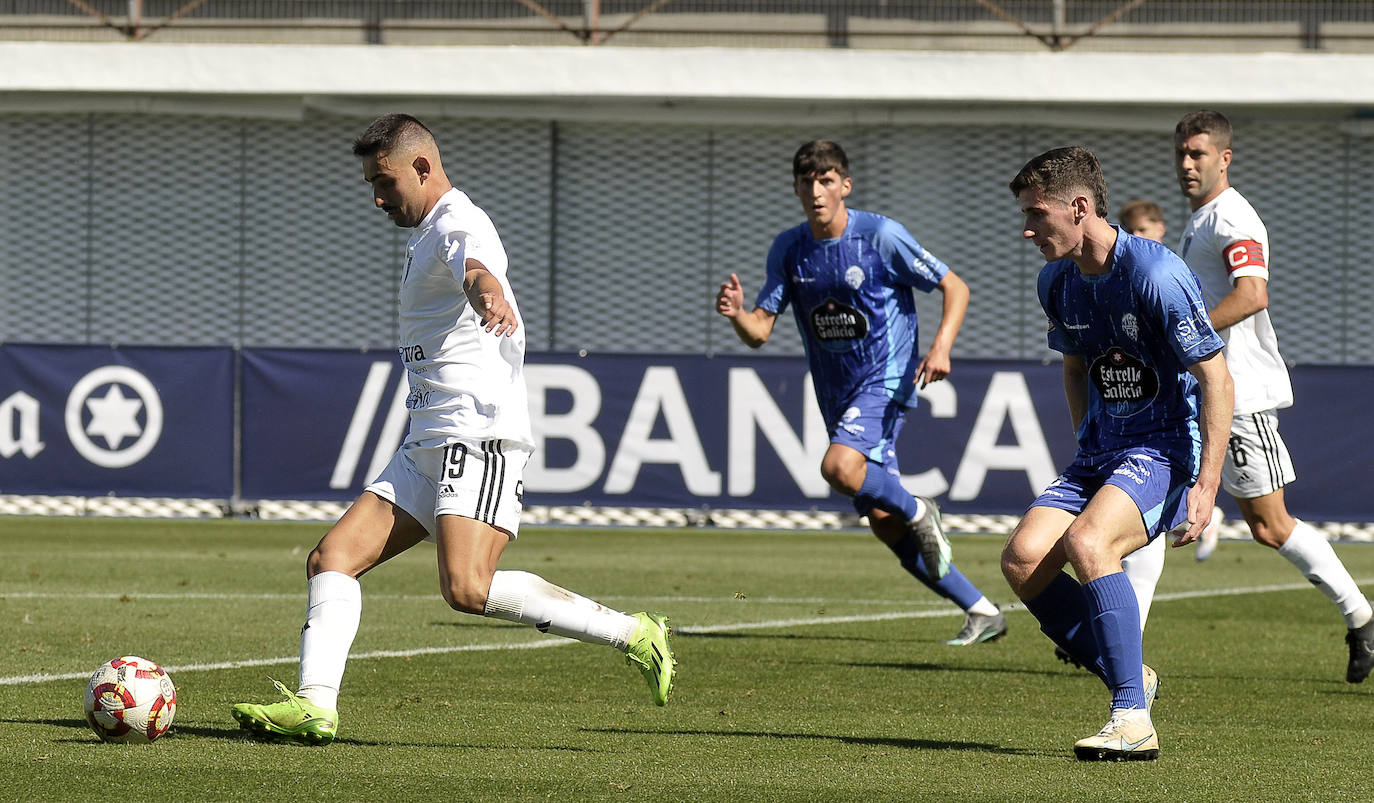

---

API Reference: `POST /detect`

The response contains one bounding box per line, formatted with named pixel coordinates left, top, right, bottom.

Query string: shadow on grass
left=839, top=660, right=1069, bottom=678
left=7, top=718, right=601, bottom=752
left=679, top=631, right=911, bottom=644
left=581, top=726, right=1041, bottom=756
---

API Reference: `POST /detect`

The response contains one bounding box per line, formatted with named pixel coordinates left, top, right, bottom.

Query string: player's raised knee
left=440, top=576, right=489, bottom=614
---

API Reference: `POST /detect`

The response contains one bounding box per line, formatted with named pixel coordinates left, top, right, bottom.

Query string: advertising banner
left=0, top=344, right=234, bottom=497
left=5, top=345, right=1370, bottom=521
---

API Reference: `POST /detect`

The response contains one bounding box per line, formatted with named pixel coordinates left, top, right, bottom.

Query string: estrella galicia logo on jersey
left=65, top=365, right=164, bottom=468
left=1180, top=235, right=1193, bottom=259
left=810, top=297, right=868, bottom=351
left=844, top=265, right=865, bottom=289
left=1090, top=347, right=1159, bottom=417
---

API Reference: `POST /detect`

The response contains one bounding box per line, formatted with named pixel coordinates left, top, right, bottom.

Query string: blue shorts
left=826, top=386, right=909, bottom=467
left=1031, top=445, right=1198, bottom=539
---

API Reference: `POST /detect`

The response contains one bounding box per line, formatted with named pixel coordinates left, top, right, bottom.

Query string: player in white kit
left=1174, top=110, right=1374, bottom=683
left=232, top=115, right=676, bottom=745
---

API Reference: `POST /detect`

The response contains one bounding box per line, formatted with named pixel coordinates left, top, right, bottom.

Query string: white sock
left=967, top=596, right=999, bottom=617
left=1121, top=536, right=1166, bottom=632
left=1279, top=520, right=1374, bottom=629
left=911, top=497, right=928, bottom=521
left=483, top=570, right=638, bottom=649
left=296, top=571, right=361, bottom=711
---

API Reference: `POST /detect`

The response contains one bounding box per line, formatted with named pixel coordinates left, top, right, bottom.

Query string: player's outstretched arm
left=916, top=270, right=970, bottom=387
left=1174, top=350, right=1234, bottom=547
left=715, top=273, right=776, bottom=348
left=463, top=259, right=518, bottom=336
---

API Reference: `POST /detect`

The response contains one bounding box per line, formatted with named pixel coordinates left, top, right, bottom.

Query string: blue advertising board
left=0, top=344, right=233, bottom=497
left=3, top=344, right=1371, bottom=521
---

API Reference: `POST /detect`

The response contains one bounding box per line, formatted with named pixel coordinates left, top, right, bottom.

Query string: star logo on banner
left=84, top=385, right=145, bottom=450
left=65, top=365, right=164, bottom=469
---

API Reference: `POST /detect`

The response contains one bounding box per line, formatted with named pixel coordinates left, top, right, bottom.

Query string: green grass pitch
left=2, top=516, right=1372, bottom=801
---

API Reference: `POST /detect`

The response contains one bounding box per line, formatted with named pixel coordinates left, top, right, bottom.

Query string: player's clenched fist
left=716, top=273, right=745, bottom=318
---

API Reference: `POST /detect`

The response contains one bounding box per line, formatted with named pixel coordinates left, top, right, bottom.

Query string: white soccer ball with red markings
left=83, top=656, right=177, bottom=744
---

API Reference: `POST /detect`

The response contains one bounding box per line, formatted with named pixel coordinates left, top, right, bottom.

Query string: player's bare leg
left=437, top=515, right=676, bottom=705
left=1238, top=489, right=1374, bottom=681
left=233, top=492, right=427, bottom=744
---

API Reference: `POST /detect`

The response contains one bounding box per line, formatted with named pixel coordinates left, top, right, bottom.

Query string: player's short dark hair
left=793, top=140, right=849, bottom=180
left=1119, top=199, right=1164, bottom=227
left=1008, top=146, right=1109, bottom=219
left=1176, top=110, right=1233, bottom=151
left=352, top=114, right=436, bottom=158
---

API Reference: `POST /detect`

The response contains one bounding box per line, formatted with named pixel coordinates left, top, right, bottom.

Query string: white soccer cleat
left=1195, top=506, right=1223, bottom=561
left=1074, top=707, right=1159, bottom=762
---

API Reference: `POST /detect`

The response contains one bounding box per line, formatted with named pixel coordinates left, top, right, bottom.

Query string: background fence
left=1, top=1, right=1373, bottom=50
left=2, top=109, right=1371, bottom=365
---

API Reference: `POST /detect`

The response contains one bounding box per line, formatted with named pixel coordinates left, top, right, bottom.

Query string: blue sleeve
left=877, top=218, right=946, bottom=293
left=1138, top=259, right=1225, bottom=365
left=754, top=232, right=792, bottom=314
left=1038, top=265, right=1078, bottom=355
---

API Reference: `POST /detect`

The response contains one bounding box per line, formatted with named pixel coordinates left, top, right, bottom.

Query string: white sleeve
left=1211, top=213, right=1269, bottom=283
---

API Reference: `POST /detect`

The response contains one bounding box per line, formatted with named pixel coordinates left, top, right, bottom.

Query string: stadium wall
left=0, top=43, right=1371, bottom=518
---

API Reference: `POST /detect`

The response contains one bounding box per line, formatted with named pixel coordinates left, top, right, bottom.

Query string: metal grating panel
left=427, top=118, right=554, bottom=352
left=0, top=114, right=91, bottom=344
left=241, top=115, right=399, bottom=348
left=1345, top=132, right=1374, bottom=363
left=0, top=110, right=1371, bottom=365
left=552, top=123, right=712, bottom=353
left=1230, top=121, right=1349, bottom=364
left=87, top=114, right=243, bottom=345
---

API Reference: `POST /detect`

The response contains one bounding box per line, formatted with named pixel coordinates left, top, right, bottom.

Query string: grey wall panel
left=551, top=123, right=711, bottom=353
left=1, top=110, right=1369, bottom=365
left=241, top=115, right=399, bottom=348
left=87, top=114, right=243, bottom=345
left=429, top=118, right=553, bottom=352
left=0, top=114, right=90, bottom=343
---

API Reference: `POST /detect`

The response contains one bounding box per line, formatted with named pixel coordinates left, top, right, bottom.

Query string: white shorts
left=1222, top=409, right=1296, bottom=499
left=365, top=439, right=530, bottom=540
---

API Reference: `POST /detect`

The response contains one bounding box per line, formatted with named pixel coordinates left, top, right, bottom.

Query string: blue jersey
left=1038, top=227, right=1224, bottom=456
left=755, top=209, right=947, bottom=422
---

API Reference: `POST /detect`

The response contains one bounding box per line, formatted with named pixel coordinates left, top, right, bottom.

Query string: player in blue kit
left=1001, top=147, right=1234, bottom=761
left=716, top=140, right=1006, bottom=646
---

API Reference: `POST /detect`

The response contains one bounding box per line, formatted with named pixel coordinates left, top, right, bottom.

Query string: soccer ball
left=83, top=656, right=177, bottom=744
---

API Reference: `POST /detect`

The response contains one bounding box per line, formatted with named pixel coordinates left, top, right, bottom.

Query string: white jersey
left=396, top=187, right=533, bottom=448
left=1179, top=187, right=1292, bottom=415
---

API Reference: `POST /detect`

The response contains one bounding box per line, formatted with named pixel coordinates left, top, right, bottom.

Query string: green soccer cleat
left=231, top=679, right=338, bottom=746
left=625, top=612, right=676, bottom=706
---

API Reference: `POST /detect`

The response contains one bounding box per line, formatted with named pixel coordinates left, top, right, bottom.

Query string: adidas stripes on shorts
left=1222, top=409, right=1296, bottom=500
left=366, top=439, right=530, bottom=539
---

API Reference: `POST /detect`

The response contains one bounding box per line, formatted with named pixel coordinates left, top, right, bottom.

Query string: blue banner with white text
left=2, top=344, right=1371, bottom=522
left=0, top=344, right=233, bottom=497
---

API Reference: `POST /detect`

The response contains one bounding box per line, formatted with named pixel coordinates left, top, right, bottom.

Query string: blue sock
left=852, top=463, right=919, bottom=521
left=886, top=535, right=984, bottom=609
left=1082, top=573, right=1145, bottom=710
left=1022, top=572, right=1107, bottom=682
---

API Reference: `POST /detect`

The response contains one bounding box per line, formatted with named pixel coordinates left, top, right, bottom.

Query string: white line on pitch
left=0, top=591, right=947, bottom=607
left=0, top=578, right=1353, bottom=687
